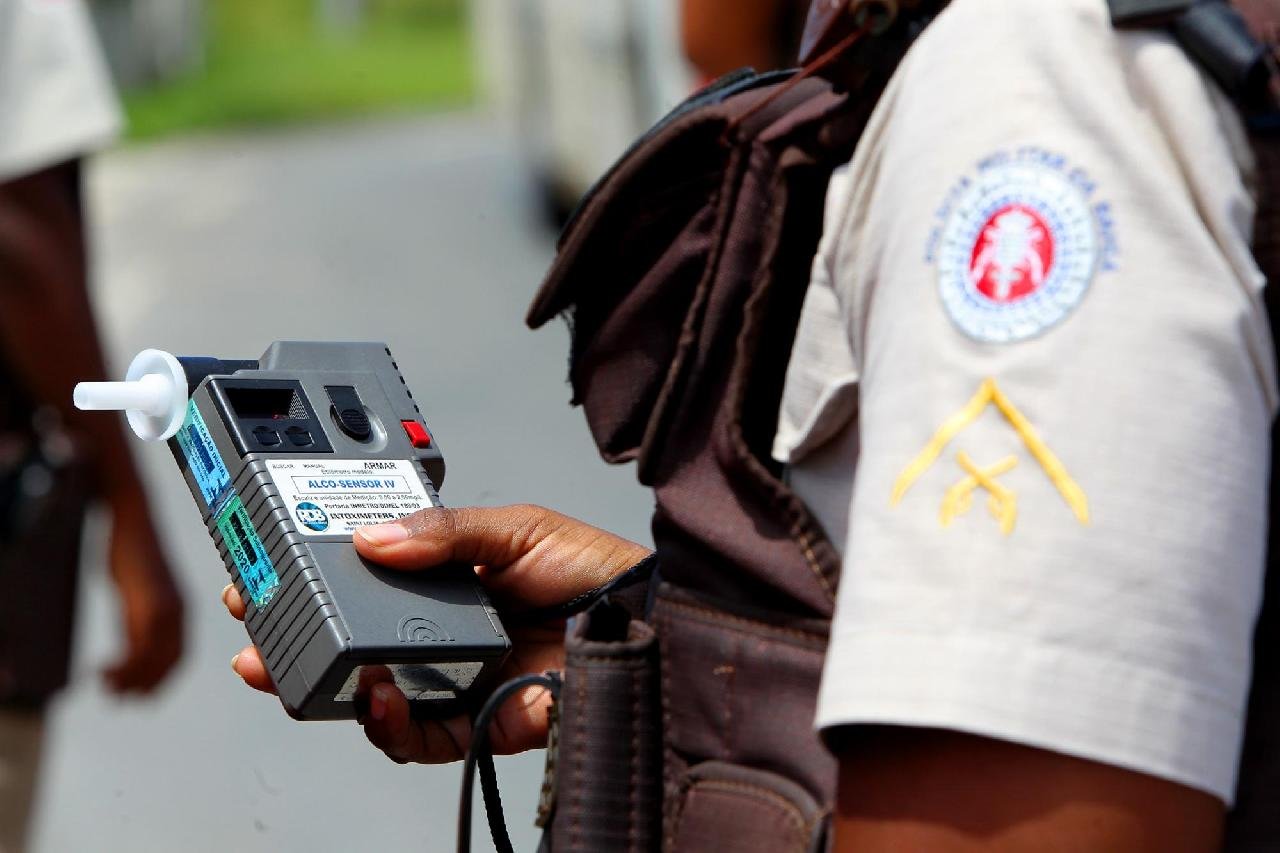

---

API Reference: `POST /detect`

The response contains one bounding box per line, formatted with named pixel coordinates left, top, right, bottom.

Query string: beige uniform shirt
left=773, top=0, right=1274, bottom=803
left=0, top=0, right=122, bottom=181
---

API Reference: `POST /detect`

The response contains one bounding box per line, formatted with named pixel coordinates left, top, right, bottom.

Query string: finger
left=486, top=683, right=555, bottom=755
left=231, top=645, right=276, bottom=694
left=353, top=505, right=556, bottom=572
left=223, top=584, right=246, bottom=621
left=355, top=664, right=395, bottom=694
left=361, top=682, right=472, bottom=764
left=353, top=505, right=649, bottom=609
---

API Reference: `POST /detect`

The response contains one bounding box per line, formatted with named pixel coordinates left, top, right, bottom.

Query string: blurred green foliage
left=123, top=0, right=473, bottom=139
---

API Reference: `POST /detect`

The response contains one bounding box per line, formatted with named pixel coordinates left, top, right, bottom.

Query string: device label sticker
left=176, top=399, right=232, bottom=511
left=217, top=495, right=279, bottom=607
left=264, top=458, right=437, bottom=537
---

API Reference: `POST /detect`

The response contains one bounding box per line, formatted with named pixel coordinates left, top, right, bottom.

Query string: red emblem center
left=968, top=204, right=1055, bottom=304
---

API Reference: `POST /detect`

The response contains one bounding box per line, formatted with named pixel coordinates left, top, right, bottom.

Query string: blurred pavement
left=29, top=111, right=654, bottom=853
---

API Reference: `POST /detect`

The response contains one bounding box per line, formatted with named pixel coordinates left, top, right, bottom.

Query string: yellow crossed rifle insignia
left=891, top=378, right=1089, bottom=534
left=941, top=453, right=1019, bottom=534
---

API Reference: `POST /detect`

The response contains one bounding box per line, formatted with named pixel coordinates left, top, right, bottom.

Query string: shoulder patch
left=891, top=378, right=1089, bottom=535
left=929, top=149, right=1115, bottom=344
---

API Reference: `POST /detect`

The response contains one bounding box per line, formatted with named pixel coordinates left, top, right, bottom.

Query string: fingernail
left=370, top=685, right=388, bottom=721
left=221, top=583, right=233, bottom=605
left=230, top=653, right=241, bottom=673
left=357, top=523, right=409, bottom=546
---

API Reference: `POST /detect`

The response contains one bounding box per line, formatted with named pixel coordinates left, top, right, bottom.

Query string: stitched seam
left=630, top=663, right=642, bottom=853
left=660, top=598, right=827, bottom=646
left=571, top=665, right=586, bottom=852
left=658, top=610, right=678, bottom=852
left=722, top=662, right=735, bottom=760
left=569, top=656, right=653, bottom=667
left=711, top=642, right=739, bottom=762
left=794, top=525, right=834, bottom=599
left=637, top=144, right=747, bottom=481
left=696, top=780, right=808, bottom=833
left=671, top=778, right=810, bottom=848
left=723, top=154, right=837, bottom=603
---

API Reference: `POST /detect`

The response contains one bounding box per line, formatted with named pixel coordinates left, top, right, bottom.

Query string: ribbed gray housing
left=225, top=459, right=349, bottom=677
left=171, top=342, right=510, bottom=721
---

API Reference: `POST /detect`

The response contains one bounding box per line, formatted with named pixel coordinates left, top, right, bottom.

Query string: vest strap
left=1110, top=0, right=1280, bottom=124
left=1107, top=0, right=1194, bottom=26
left=505, top=553, right=657, bottom=628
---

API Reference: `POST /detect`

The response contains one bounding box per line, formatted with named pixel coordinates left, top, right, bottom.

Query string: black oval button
left=325, top=385, right=373, bottom=441
left=337, top=406, right=371, bottom=441
left=253, top=426, right=281, bottom=447
left=285, top=426, right=313, bottom=447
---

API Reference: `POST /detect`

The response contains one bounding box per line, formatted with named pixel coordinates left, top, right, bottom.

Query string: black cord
left=477, top=753, right=509, bottom=851
left=457, top=672, right=563, bottom=853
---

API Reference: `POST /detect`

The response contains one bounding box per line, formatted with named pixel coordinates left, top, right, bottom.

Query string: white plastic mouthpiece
left=73, top=348, right=188, bottom=441
left=74, top=373, right=172, bottom=415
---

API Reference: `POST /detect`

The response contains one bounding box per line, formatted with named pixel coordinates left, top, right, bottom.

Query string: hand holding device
left=76, top=342, right=511, bottom=720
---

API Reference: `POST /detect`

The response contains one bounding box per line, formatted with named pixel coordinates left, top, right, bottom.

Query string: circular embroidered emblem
left=937, top=162, right=1098, bottom=343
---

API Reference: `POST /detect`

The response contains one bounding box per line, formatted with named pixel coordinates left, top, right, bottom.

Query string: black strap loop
left=1110, top=0, right=1280, bottom=123
left=504, top=553, right=658, bottom=627
left=1108, top=0, right=1194, bottom=27
left=457, top=671, right=563, bottom=853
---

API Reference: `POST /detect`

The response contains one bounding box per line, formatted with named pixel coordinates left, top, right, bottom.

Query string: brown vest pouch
left=529, top=6, right=942, bottom=848
left=651, top=584, right=832, bottom=852
left=529, top=73, right=857, bottom=851
left=551, top=601, right=663, bottom=851
left=667, top=760, right=827, bottom=853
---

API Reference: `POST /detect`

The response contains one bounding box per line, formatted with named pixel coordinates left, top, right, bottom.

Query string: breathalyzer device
left=74, top=342, right=511, bottom=720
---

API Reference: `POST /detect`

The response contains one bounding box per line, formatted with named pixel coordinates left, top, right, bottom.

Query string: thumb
left=352, top=504, right=556, bottom=572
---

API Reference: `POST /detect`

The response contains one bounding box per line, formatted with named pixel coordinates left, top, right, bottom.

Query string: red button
left=401, top=420, right=432, bottom=448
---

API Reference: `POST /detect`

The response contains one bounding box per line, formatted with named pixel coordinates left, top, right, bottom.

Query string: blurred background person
left=0, top=1, right=184, bottom=849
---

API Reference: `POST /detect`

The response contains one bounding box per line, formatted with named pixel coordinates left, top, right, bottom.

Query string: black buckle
left=1109, top=0, right=1280, bottom=125
left=1107, top=0, right=1193, bottom=28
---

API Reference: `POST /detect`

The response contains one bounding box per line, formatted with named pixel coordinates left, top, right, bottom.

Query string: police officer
left=227, top=0, right=1276, bottom=849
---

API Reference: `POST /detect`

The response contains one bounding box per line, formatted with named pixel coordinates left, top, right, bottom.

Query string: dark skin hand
left=0, top=166, right=183, bottom=694
left=224, top=504, right=650, bottom=761
left=223, top=506, right=1226, bottom=849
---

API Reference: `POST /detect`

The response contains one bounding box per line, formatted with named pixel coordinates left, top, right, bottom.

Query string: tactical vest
left=519, top=2, right=1280, bottom=850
